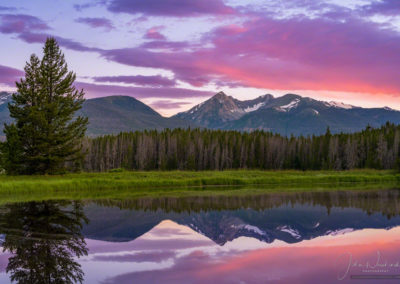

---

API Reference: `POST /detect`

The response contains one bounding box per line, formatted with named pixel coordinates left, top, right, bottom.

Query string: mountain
left=81, top=193, right=400, bottom=245
left=79, top=96, right=193, bottom=136
left=0, top=94, right=194, bottom=136
left=174, top=92, right=400, bottom=135
left=174, top=91, right=273, bottom=128
left=2, top=91, right=400, bottom=136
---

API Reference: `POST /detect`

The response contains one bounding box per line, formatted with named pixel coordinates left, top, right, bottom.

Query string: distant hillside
left=174, top=92, right=400, bottom=135
left=79, top=96, right=194, bottom=136
left=0, top=94, right=194, bottom=136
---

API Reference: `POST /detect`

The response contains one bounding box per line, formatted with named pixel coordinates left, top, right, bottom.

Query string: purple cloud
left=15, top=32, right=101, bottom=52
left=362, top=0, right=400, bottom=16
left=100, top=47, right=220, bottom=87
left=144, top=26, right=166, bottom=40
left=0, top=6, right=15, bottom=11
left=93, top=75, right=176, bottom=87
left=107, top=0, right=235, bottom=17
left=73, top=0, right=106, bottom=11
left=99, top=13, right=400, bottom=95
left=0, top=14, right=100, bottom=53
left=0, top=14, right=49, bottom=34
left=140, top=40, right=191, bottom=51
left=76, top=17, right=114, bottom=31
left=0, top=65, right=24, bottom=86
left=75, top=82, right=213, bottom=99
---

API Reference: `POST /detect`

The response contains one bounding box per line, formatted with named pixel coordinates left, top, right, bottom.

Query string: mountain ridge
left=1, top=91, right=400, bottom=136
left=174, top=91, right=400, bottom=135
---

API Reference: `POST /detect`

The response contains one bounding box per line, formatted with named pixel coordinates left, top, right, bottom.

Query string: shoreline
left=0, top=170, right=398, bottom=204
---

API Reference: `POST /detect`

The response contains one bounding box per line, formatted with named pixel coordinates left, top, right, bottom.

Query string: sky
left=0, top=0, right=399, bottom=116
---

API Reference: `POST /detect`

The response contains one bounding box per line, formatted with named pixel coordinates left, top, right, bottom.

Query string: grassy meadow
left=0, top=169, right=398, bottom=204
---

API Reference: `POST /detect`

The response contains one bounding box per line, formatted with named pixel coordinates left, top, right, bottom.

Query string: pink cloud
left=100, top=15, right=400, bottom=95
left=144, top=26, right=166, bottom=40
left=102, top=236, right=400, bottom=284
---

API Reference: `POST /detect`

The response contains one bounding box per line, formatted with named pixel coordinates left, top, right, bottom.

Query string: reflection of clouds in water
left=1, top=219, right=400, bottom=283
left=91, top=225, right=400, bottom=284
left=0, top=252, right=11, bottom=273
left=86, top=237, right=212, bottom=254
left=92, top=250, right=176, bottom=263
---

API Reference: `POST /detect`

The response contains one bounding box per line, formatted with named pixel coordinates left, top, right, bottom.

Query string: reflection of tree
left=95, top=189, right=400, bottom=218
left=0, top=201, right=88, bottom=284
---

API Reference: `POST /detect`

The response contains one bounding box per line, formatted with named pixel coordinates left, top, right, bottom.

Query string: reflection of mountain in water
left=82, top=189, right=400, bottom=245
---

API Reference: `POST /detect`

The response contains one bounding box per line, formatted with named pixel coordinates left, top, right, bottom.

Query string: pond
left=0, top=189, right=400, bottom=283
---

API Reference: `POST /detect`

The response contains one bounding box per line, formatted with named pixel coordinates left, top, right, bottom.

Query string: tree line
left=81, top=122, right=400, bottom=171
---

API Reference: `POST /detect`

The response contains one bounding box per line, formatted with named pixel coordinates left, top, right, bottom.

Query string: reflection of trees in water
left=0, top=201, right=88, bottom=284
left=95, top=189, right=400, bottom=218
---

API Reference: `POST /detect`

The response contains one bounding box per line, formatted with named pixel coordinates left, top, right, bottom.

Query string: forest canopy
left=81, top=123, right=400, bottom=172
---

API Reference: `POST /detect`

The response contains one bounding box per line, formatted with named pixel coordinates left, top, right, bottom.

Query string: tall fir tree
left=2, top=38, right=88, bottom=174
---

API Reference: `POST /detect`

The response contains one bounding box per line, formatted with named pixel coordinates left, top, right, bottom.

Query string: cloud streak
left=0, top=14, right=49, bottom=34
left=107, top=0, right=235, bottom=17
left=92, top=75, right=176, bottom=87
left=76, top=17, right=114, bottom=30
left=75, top=82, right=213, bottom=100
left=0, top=65, right=24, bottom=86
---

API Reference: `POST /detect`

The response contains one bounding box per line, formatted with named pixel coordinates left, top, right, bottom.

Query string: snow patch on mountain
left=0, top=93, right=11, bottom=105
left=244, top=102, right=265, bottom=113
left=384, top=106, right=395, bottom=111
left=188, top=102, right=205, bottom=114
left=326, top=228, right=354, bottom=236
left=278, top=225, right=301, bottom=239
left=243, top=225, right=266, bottom=236
left=325, top=101, right=354, bottom=109
left=231, top=224, right=266, bottom=236
left=276, top=99, right=300, bottom=112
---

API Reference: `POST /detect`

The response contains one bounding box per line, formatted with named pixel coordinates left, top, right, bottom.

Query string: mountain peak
left=213, top=91, right=229, bottom=101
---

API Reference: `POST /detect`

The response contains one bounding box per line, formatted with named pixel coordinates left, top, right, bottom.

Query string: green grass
left=0, top=169, right=398, bottom=204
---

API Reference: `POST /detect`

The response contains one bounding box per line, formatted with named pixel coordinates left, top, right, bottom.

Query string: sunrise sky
left=0, top=0, right=399, bottom=116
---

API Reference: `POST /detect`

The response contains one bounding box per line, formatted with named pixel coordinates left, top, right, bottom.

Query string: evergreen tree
left=2, top=38, right=88, bottom=174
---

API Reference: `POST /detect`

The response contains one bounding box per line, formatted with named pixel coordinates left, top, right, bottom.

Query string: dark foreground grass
left=0, top=170, right=398, bottom=204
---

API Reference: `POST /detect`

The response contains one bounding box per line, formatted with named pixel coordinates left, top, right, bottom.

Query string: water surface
left=0, top=189, right=400, bottom=283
